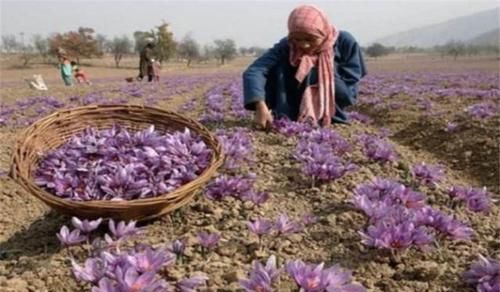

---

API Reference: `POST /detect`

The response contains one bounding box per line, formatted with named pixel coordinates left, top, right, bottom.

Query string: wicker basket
left=10, top=104, right=224, bottom=221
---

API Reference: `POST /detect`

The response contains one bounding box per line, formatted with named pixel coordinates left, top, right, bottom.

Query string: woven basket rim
left=10, top=104, right=224, bottom=210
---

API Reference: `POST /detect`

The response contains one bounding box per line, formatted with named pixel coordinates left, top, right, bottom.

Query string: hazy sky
left=1, top=0, right=498, bottom=47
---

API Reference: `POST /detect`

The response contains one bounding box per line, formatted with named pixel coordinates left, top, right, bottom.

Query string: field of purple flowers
left=0, top=57, right=498, bottom=291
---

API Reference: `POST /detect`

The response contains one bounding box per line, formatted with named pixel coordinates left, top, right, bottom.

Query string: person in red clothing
left=71, top=61, right=92, bottom=85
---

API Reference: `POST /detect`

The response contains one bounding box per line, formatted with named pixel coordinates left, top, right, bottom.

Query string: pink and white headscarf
left=288, top=5, right=339, bottom=126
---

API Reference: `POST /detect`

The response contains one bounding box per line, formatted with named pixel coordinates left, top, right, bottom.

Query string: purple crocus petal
left=167, top=238, right=186, bottom=256
left=411, top=162, right=444, bottom=186
left=463, top=254, right=500, bottom=291
left=56, top=225, right=87, bottom=246
left=71, top=258, right=107, bottom=284
left=240, top=255, right=280, bottom=292
left=72, top=217, right=103, bottom=233
left=197, top=232, right=220, bottom=249
left=108, top=219, right=139, bottom=239
left=91, top=277, right=117, bottom=292
left=247, top=218, right=274, bottom=236
left=127, top=247, right=176, bottom=273
left=177, top=274, right=209, bottom=292
left=275, top=214, right=302, bottom=235
left=116, top=267, right=157, bottom=292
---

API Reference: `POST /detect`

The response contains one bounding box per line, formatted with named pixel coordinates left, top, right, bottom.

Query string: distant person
left=137, top=41, right=156, bottom=82
left=243, top=4, right=367, bottom=129
left=152, top=59, right=161, bottom=82
left=57, top=48, right=73, bottom=86
left=71, top=61, right=92, bottom=85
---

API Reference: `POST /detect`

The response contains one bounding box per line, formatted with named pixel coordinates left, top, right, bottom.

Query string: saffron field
left=0, top=55, right=498, bottom=291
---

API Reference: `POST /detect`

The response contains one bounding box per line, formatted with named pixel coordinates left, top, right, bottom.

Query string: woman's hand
left=254, top=101, right=273, bottom=130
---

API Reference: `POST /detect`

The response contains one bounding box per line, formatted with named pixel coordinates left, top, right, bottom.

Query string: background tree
left=107, top=36, right=133, bottom=68
left=365, top=42, right=390, bottom=59
left=177, top=34, right=200, bottom=67
left=48, top=27, right=100, bottom=63
left=443, top=40, right=466, bottom=60
left=95, top=33, right=108, bottom=55
left=199, top=44, right=215, bottom=63
left=1, top=34, right=20, bottom=53
left=133, top=31, right=154, bottom=53
left=154, top=22, right=176, bottom=62
left=19, top=44, right=36, bottom=67
left=33, top=34, right=50, bottom=63
left=213, top=38, right=237, bottom=65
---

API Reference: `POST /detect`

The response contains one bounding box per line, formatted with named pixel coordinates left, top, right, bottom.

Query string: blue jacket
left=242, top=31, right=367, bottom=123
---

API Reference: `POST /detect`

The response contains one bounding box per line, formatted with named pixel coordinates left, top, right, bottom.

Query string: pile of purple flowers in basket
left=34, top=124, right=212, bottom=201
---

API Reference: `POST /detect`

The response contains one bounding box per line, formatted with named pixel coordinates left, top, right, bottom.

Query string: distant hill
left=373, top=8, right=499, bottom=48
left=468, top=28, right=500, bottom=46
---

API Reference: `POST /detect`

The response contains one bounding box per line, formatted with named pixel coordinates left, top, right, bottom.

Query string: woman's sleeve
left=242, top=39, right=286, bottom=110
left=335, top=32, right=367, bottom=108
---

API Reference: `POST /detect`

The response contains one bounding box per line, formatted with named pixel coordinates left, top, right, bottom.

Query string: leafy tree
left=134, top=23, right=176, bottom=62
left=365, top=43, right=390, bottom=58
left=48, top=27, right=100, bottom=63
left=154, top=22, right=176, bottom=62
left=133, top=31, right=154, bottom=53
left=213, top=38, right=237, bottom=65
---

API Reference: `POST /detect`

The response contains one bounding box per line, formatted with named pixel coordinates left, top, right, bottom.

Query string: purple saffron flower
left=177, top=274, right=209, bottom=292
left=167, top=238, right=186, bottom=256
left=205, top=173, right=256, bottom=201
left=415, top=207, right=473, bottom=241
left=445, top=122, right=458, bottom=132
left=448, top=186, right=493, bottom=213
left=71, top=258, right=107, bottom=284
left=411, top=162, right=444, bottom=187
left=286, top=260, right=329, bottom=291
left=275, top=214, right=302, bottom=235
left=115, top=267, right=166, bottom=292
left=247, top=218, right=274, bottom=236
left=463, top=254, right=500, bottom=292
left=360, top=221, right=434, bottom=251
left=56, top=225, right=87, bottom=246
left=243, top=191, right=270, bottom=206
left=197, top=232, right=220, bottom=249
left=72, top=217, right=103, bottom=233
left=240, top=255, right=281, bottom=292
left=323, top=265, right=366, bottom=292
left=357, top=134, right=398, bottom=163
left=127, top=247, right=175, bottom=273
left=108, top=219, right=139, bottom=239
left=286, top=260, right=365, bottom=292
left=272, top=118, right=314, bottom=137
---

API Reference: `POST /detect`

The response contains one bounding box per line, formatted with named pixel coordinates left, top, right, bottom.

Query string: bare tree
left=107, top=36, right=133, bottom=68
left=1, top=34, right=20, bottom=53
left=177, top=34, right=200, bottom=67
left=33, top=34, right=50, bottom=63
